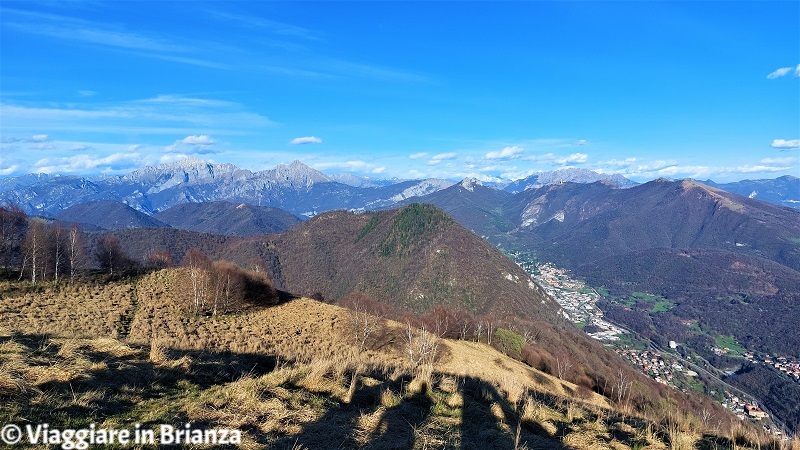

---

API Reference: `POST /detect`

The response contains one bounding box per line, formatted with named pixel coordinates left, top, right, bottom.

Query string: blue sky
left=1, top=1, right=798, bottom=183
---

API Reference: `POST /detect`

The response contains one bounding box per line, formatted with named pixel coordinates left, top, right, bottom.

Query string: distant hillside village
left=739, top=352, right=800, bottom=383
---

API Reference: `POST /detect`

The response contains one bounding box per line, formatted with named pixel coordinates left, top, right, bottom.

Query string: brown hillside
left=274, top=204, right=558, bottom=319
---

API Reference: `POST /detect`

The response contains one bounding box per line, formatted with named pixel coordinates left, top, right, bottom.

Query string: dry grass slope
left=0, top=271, right=793, bottom=449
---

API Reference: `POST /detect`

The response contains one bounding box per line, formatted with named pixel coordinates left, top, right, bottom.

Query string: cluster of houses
left=521, top=261, right=626, bottom=341
left=615, top=348, right=696, bottom=386
left=742, top=352, right=800, bottom=383
left=722, top=392, right=769, bottom=421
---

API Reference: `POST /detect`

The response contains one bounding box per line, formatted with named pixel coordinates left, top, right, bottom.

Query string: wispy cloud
left=525, top=152, right=588, bottom=165
left=558, top=153, right=588, bottom=164
left=485, top=146, right=523, bottom=160
left=290, top=136, right=322, bottom=145
left=69, top=144, right=94, bottom=152
left=767, top=64, right=799, bottom=79
left=0, top=165, right=19, bottom=176
left=409, top=152, right=428, bottom=160
left=732, top=164, right=792, bottom=174
left=1, top=8, right=228, bottom=70
left=181, top=135, right=216, bottom=145
left=427, top=152, right=458, bottom=166
left=767, top=67, right=792, bottom=79
left=1, top=96, right=275, bottom=136
left=312, top=160, right=383, bottom=173
left=591, top=156, right=794, bottom=181
left=3, top=8, right=187, bottom=52
left=33, top=152, right=143, bottom=174
left=771, top=139, right=799, bottom=149
left=315, top=58, right=431, bottom=83
left=760, top=156, right=797, bottom=164
left=77, top=90, right=97, bottom=97
left=204, top=9, right=320, bottom=40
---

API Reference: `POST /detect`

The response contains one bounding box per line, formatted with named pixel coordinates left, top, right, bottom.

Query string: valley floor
left=507, top=255, right=795, bottom=441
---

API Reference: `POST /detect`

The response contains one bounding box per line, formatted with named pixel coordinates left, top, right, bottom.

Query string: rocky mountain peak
left=459, top=177, right=482, bottom=192
left=265, top=160, right=331, bottom=188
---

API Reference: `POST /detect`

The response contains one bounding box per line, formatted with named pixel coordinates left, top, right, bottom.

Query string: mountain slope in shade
left=395, top=178, right=515, bottom=239
left=583, top=247, right=800, bottom=356
left=54, top=200, right=169, bottom=230
left=704, top=175, right=800, bottom=209
left=510, top=179, right=800, bottom=272
left=154, top=201, right=301, bottom=236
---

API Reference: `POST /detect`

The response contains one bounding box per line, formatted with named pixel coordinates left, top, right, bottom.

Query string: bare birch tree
left=403, top=322, right=439, bottom=369
left=67, top=225, right=84, bottom=284
left=22, top=219, right=47, bottom=284
left=349, top=298, right=379, bottom=353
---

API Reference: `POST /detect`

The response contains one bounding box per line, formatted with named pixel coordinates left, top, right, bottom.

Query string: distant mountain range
left=503, top=168, right=639, bottom=192
left=2, top=159, right=796, bottom=219
left=0, top=158, right=453, bottom=217
left=702, top=175, right=800, bottom=209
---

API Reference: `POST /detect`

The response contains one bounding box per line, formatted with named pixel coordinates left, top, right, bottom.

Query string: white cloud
left=159, top=153, right=190, bottom=165
left=33, top=152, right=143, bottom=174
left=771, top=139, right=800, bottom=149
left=139, top=95, right=235, bottom=107
left=181, top=134, right=216, bottom=145
left=457, top=172, right=503, bottom=183
left=734, top=164, right=791, bottom=174
left=524, top=152, right=588, bottom=165
left=313, top=160, right=383, bottom=174
left=409, top=152, right=428, bottom=160
left=0, top=98, right=275, bottom=137
left=588, top=156, right=794, bottom=181
left=290, top=136, right=322, bottom=145
left=556, top=153, right=588, bottom=164
left=796, top=64, right=800, bottom=77
left=760, top=156, right=797, bottom=164
left=767, top=67, right=792, bottom=79
left=485, top=146, right=523, bottom=160
left=573, top=139, right=588, bottom=146
left=129, top=144, right=145, bottom=152
left=601, top=157, right=637, bottom=167
left=165, top=135, right=218, bottom=153
left=427, top=152, right=458, bottom=166
left=30, top=134, right=50, bottom=142
left=0, top=165, right=19, bottom=176
left=69, top=144, right=94, bottom=152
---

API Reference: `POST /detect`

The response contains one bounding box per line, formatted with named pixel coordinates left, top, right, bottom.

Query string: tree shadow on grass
left=1, top=332, right=649, bottom=450
left=0, top=332, right=277, bottom=430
